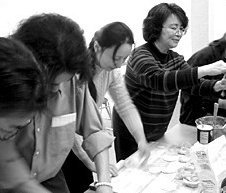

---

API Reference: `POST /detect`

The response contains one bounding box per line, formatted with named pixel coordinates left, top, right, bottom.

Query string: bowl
left=195, top=116, right=226, bottom=141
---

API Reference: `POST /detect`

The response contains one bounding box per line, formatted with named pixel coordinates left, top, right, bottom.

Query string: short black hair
left=11, top=13, right=92, bottom=83
left=143, top=3, right=189, bottom=43
left=0, top=37, right=47, bottom=116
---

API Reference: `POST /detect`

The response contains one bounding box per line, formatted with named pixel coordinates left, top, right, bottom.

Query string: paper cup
left=196, top=124, right=213, bottom=144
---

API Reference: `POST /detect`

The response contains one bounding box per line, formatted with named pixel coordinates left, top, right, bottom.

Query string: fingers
left=213, top=78, right=226, bottom=93
left=109, top=164, right=118, bottom=177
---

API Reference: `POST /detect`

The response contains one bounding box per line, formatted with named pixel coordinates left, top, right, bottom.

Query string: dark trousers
left=62, top=150, right=93, bottom=193
left=41, top=170, right=70, bottom=193
left=112, top=107, right=138, bottom=162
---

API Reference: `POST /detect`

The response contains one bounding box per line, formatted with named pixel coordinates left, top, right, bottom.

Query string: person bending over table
left=1, top=13, right=114, bottom=193
left=112, top=3, right=226, bottom=162
left=62, top=21, right=150, bottom=193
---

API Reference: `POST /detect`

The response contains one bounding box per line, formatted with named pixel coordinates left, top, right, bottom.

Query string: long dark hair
left=0, top=37, right=47, bottom=116
left=88, top=21, right=134, bottom=76
left=11, top=13, right=92, bottom=85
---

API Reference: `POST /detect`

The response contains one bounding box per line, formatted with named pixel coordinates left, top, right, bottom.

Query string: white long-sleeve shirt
left=93, top=66, right=144, bottom=138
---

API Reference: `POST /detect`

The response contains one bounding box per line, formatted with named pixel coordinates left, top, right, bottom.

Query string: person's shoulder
left=133, top=43, right=149, bottom=52
left=209, top=33, right=226, bottom=47
left=132, top=43, right=154, bottom=59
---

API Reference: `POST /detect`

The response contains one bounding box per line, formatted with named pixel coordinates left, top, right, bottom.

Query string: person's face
left=157, top=14, right=185, bottom=53
left=51, top=72, right=74, bottom=93
left=95, top=42, right=132, bottom=71
left=0, top=114, right=33, bottom=141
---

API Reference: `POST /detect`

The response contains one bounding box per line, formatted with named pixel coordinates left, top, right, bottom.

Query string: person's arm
left=130, top=50, right=199, bottom=92
left=72, top=134, right=95, bottom=172
left=197, top=61, right=226, bottom=78
left=131, top=49, right=226, bottom=92
left=93, top=149, right=112, bottom=193
left=72, top=133, right=118, bottom=177
left=182, top=36, right=226, bottom=98
left=109, top=70, right=150, bottom=159
left=75, top=84, right=114, bottom=193
left=0, top=140, right=50, bottom=193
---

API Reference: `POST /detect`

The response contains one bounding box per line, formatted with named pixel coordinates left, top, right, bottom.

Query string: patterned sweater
left=125, top=42, right=199, bottom=141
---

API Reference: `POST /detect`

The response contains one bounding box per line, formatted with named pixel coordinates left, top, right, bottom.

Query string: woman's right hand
left=198, top=62, right=226, bottom=78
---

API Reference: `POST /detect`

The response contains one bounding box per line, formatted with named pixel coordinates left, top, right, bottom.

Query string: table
left=155, top=123, right=197, bottom=145
left=85, top=123, right=198, bottom=193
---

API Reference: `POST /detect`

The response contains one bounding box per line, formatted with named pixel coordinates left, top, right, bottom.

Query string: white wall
left=0, top=0, right=189, bottom=44
left=0, top=0, right=224, bottom=61
left=191, top=0, right=209, bottom=53
left=191, top=0, right=226, bottom=54
left=208, top=0, right=226, bottom=42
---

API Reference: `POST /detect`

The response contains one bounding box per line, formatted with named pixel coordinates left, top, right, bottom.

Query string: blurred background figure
left=180, top=33, right=226, bottom=126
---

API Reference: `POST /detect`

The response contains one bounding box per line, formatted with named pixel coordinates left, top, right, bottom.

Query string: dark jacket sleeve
left=188, top=37, right=226, bottom=67
left=183, top=36, right=226, bottom=98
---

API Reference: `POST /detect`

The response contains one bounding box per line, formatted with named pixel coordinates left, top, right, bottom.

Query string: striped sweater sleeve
left=108, top=69, right=146, bottom=143
left=129, top=48, right=199, bottom=92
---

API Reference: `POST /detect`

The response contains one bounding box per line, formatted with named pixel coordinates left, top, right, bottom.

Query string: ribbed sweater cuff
left=119, top=108, right=145, bottom=143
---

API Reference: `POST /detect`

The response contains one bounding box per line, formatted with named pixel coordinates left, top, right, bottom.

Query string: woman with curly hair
left=112, top=3, right=226, bottom=161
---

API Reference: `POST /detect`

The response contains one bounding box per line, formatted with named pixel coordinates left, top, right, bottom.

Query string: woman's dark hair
left=11, top=13, right=92, bottom=84
left=88, top=21, right=134, bottom=75
left=143, top=3, right=189, bottom=43
left=0, top=37, right=47, bottom=116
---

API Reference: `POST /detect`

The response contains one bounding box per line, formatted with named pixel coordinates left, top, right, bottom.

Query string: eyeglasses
left=163, top=25, right=187, bottom=36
